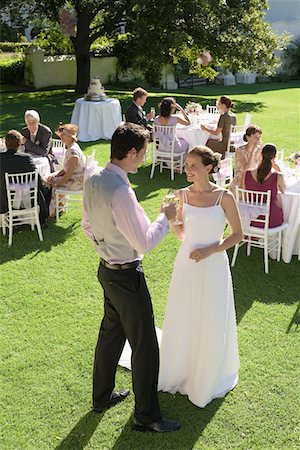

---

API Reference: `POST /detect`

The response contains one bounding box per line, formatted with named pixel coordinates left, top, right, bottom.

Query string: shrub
left=0, top=42, right=31, bottom=52
left=34, top=26, right=74, bottom=55
left=283, top=38, right=300, bottom=80
left=0, top=56, right=25, bottom=84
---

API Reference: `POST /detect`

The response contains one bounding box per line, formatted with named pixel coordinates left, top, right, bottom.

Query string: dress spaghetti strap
left=182, top=189, right=188, bottom=204
left=215, top=190, right=225, bottom=205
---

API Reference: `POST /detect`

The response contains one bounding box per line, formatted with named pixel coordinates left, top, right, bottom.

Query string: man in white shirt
left=82, top=123, right=180, bottom=433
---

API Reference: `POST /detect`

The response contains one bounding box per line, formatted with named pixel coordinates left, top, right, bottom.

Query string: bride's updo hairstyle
left=257, top=143, right=277, bottom=184
left=189, top=145, right=222, bottom=173
left=243, top=125, right=262, bottom=143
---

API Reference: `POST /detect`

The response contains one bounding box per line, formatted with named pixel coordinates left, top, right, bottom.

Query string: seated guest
left=244, top=144, right=285, bottom=228
left=154, top=97, right=190, bottom=156
left=125, top=87, right=154, bottom=132
left=21, top=109, right=55, bottom=171
left=0, top=130, right=50, bottom=227
left=202, top=96, right=237, bottom=158
left=229, top=125, right=262, bottom=193
left=47, top=124, right=85, bottom=216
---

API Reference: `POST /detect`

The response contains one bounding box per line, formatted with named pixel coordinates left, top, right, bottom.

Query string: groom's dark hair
left=111, top=123, right=149, bottom=160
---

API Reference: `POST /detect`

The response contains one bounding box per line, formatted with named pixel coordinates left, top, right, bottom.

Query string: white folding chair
left=244, top=113, right=252, bottom=128
left=2, top=171, right=43, bottom=246
left=150, top=124, right=185, bottom=180
left=206, top=105, right=219, bottom=114
left=51, top=138, right=67, bottom=170
left=231, top=187, right=288, bottom=273
left=55, top=150, right=97, bottom=221
left=226, top=124, right=245, bottom=157
left=212, top=158, right=233, bottom=187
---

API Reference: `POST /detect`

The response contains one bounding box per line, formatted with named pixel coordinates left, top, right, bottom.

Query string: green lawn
left=0, top=83, right=300, bottom=449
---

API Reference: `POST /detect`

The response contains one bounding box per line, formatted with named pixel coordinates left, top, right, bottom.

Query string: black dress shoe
left=93, top=389, right=130, bottom=413
left=132, top=417, right=181, bottom=433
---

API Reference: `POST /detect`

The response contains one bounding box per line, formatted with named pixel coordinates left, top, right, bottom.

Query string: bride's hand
left=190, top=245, right=216, bottom=262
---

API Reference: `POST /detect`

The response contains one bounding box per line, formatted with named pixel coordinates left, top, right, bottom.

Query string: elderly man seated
left=0, top=130, right=50, bottom=229
left=21, top=109, right=56, bottom=171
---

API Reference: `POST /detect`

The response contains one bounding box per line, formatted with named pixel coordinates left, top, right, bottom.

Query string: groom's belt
left=100, top=259, right=141, bottom=271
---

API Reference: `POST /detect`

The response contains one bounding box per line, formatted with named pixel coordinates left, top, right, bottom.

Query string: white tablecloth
left=278, top=190, right=300, bottom=263
left=71, top=97, right=122, bottom=141
left=30, top=154, right=51, bottom=179
left=177, top=125, right=211, bottom=150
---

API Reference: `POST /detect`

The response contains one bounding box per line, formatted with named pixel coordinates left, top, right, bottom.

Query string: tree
left=30, top=0, right=125, bottom=93
left=0, top=0, right=289, bottom=91
left=122, top=0, right=289, bottom=83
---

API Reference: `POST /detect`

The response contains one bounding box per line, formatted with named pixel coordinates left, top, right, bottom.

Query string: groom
left=82, top=123, right=180, bottom=432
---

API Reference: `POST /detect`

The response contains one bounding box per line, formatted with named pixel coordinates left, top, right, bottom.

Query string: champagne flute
left=165, top=188, right=183, bottom=225
left=150, top=107, right=155, bottom=120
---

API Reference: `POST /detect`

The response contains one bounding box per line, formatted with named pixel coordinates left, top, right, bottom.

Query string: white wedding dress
left=118, top=189, right=239, bottom=408
left=158, top=189, right=239, bottom=407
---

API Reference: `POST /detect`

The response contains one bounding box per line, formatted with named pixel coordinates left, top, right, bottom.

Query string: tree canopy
left=0, top=0, right=289, bottom=91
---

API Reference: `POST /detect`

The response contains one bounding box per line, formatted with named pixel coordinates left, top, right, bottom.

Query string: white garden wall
left=25, top=47, right=178, bottom=90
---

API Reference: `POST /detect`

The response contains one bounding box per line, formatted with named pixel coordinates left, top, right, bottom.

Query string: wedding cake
left=84, top=76, right=106, bottom=101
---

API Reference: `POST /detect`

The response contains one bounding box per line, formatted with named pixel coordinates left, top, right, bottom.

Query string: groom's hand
left=162, top=203, right=176, bottom=221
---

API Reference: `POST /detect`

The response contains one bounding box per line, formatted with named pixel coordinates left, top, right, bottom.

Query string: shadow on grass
left=0, top=83, right=275, bottom=136
left=55, top=411, right=102, bottom=450
left=229, top=246, right=299, bottom=326
left=0, top=219, right=81, bottom=264
left=286, top=300, right=300, bottom=333
left=129, top=165, right=187, bottom=203
left=111, top=394, right=224, bottom=450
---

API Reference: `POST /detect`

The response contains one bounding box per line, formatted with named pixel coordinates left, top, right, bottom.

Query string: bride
left=119, top=145, right=242, bottom=408
left=158, top=146, right=242, bottom=407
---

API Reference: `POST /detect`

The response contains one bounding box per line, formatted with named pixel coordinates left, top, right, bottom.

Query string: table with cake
left=70, top=77, right=122, bottom=142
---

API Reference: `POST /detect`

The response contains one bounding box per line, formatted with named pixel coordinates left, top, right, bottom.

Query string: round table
left=278, top=189, right=300, bottom=263
left=71, top=98, right=122, bottom=142
left=176, top=125, right=211, bottom=150
left=29, top=154, right=51, bottom=179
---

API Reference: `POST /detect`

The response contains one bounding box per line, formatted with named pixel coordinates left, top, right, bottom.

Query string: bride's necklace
left=191, top=183, right=214, bottom=194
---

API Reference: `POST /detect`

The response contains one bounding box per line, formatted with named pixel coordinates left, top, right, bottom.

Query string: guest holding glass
left=153, top=97, right=190, bottom=157
left=125, top=87, right=155, bottom=133
left=21, top=110, right=55, bottom=171
left=46, top=124, right=85, bottom=216
left=229, top=125, right=262, bottom=193
left=203, top=96, right=236, bottom=158
left=243, top=144, right=285, bottom=228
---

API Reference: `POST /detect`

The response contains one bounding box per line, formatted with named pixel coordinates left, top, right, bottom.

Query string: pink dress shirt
left=82, top=162, right=170, bottom=264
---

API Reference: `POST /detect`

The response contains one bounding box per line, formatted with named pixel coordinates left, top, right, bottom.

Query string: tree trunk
left=73, top=12, right=92, bottom=94
left=75, top=44, right=91, bottom=94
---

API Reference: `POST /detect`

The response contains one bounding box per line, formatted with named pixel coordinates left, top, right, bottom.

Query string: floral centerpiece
left=185, top=102, right=202, bottom=115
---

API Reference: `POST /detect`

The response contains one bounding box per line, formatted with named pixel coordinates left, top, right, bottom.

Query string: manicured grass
left=0, top=81, right=299, bottom=157
left=1, top=83, right=300, bottom=449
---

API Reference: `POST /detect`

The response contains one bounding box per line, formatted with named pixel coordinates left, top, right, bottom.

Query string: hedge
left=0, top=56, right=25, bottom=84
left=0, top=42, right=31, bottom=53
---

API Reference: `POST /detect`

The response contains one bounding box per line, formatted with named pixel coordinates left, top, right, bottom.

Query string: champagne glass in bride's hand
left=165, top=189, right=183, bottom=225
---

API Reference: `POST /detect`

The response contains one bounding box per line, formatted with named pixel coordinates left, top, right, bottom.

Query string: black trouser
left=93, top=262, right=162, bottom=424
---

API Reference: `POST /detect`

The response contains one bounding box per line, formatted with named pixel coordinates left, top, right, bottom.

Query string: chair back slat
left=5, top=171, right=38, bottom=212
left=235, top=187, right=271, bottom=230
left=206, top=105, right=219, bottom=114
left=212, top=157, right=233, bottom=187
